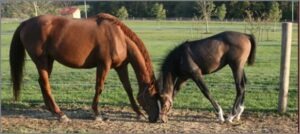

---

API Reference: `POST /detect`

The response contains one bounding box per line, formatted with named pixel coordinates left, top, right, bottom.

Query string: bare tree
left=245, top=10, right=268, bottom=41
left=267, top=1, right=282, bottom=32
left=196, top=0, right=215, bottom=34
left=3, top=0, right=74, bottom=18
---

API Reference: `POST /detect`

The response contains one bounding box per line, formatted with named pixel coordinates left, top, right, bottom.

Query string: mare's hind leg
left=116, top=65, right=145, bottom=120
left=39, top=58, right=53, bottom=111
left=191, top=69, right=225, bottom=123
left=227, top=65, right=246, bottom=122
left=92, top=64, right=110, bottom=121
left=36, top=57, right=69, bottom=122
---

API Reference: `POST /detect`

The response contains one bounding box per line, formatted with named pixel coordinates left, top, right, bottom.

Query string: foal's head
left=155, top=44, right=184, bottom=122
left=157, top=72, right=176, bottom=123
left=137, top=81, right=160, bottom=123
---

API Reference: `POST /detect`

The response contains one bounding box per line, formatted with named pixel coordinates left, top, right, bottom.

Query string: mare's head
left=137, top=80, right=161, bottom=123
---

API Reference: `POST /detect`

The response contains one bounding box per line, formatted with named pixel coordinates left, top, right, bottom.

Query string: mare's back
left=24, top=15, right=97, bottom=35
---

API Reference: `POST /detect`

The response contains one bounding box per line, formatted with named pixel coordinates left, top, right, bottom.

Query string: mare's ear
left=149, top=85, right=158, bottom=97
left=96, top=14, right=106, bottom=25
left=95, top=13, right=118, bottom=25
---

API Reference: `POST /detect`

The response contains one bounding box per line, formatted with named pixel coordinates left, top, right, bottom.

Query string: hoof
left=95, top=116, right=103, bottom=121
left=136, top=115, right=146, bottom=121
left=217, top=115, right=225, bottom=123
left=95, top=115, right=109, bottom=121
left=226, top=117, right=234, bottom=123
left=225, top=113, right=236, bottom=123
left=236, top=116, right=241, bottom=121
left=160, top=115, right=168, bottom=123
left=218, top=118, right=225, bottom=123
left=59, top=115, right=71, bottom=122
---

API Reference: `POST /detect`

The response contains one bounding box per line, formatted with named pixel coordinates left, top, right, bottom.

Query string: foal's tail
left=247, top=34, right=256, bottom=66
left=10, top=22, right=26, bottom=101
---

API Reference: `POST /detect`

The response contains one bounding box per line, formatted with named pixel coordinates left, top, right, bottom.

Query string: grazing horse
left=9, top=13, right=160, bottom=122
left=157, top=31, right=256, bottom=123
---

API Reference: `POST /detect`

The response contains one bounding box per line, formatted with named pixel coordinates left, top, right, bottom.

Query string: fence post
left=278, top=22, right=292, bottom=113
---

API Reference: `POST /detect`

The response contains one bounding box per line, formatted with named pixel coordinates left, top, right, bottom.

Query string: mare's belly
left=50, top=44, right=98, bottom=69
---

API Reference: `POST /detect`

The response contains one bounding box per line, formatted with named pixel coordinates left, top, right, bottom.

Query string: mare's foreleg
left=116, top=65, right=145, bottom=120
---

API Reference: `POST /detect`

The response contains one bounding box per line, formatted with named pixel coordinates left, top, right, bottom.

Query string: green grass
left=1, top=20, right=297, bottom=114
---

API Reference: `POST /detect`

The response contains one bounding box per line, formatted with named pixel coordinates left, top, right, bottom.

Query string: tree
left=268, top=2, right=282, bottom=31
left=245, top=9, right=268, bottom=41
left=196, top=0, right=215, bottom=33
left=125, top=2, right=153, bottom=18
left=115, top=6, right=129, bottom=20
left=88, top=2, right=121, bottom=16
left=150, top=3, right=166, bottom=20
left=172, top=2, right=198, bottom=18
left=216, top=3, right=226, bottom=21
left=1, top=0, right=73, bottom=18
left=227, top=1, right=250, bottom=19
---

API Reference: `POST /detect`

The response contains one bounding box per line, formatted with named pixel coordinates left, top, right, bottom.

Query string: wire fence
left=1, top=19, right=298, bottom=111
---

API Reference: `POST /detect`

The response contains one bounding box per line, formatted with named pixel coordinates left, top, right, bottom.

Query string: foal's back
left=183, top=31, right=252, bottom=74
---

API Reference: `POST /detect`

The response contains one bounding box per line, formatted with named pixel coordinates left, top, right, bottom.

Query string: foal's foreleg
left=92, top=64, right=110, bottom=121
left=173, top=78, right=187, bottom=98
left=160, top=77, right=186, bottom=123
left=191, top=69, right=225, bottom=123
left=116, top=65, right=145, bottom=120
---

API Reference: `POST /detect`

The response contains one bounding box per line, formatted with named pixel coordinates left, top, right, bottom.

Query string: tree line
left=1, top=1, right=298, bottom=22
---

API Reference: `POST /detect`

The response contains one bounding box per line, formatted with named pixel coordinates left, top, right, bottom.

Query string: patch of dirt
left=1, top=106, right=297, bottom=133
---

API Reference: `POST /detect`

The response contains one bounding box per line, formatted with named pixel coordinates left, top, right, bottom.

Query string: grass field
left=1, top=19, right=298, bottom=115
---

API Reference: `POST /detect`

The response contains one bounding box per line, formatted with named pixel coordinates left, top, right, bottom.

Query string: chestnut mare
left=157, top=31, right=256, bottom=123
left=10, top=13, right=160, bottom=122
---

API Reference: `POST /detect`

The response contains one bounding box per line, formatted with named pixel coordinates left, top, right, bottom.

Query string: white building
left=60, top=7, right=81, bottom=19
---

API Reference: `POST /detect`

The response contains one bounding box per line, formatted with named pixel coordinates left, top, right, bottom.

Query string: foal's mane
left=96, top=13, right=155, bottom=85
left=160, top=42, right=187, bottom=75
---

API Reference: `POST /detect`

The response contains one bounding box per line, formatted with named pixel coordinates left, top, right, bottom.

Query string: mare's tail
left=10, top=22, right=26, bottom=101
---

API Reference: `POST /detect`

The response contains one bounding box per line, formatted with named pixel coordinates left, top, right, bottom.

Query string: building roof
left=60, top=7, right=79, bottom=15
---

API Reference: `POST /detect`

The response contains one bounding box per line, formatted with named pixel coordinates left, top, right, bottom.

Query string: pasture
left=1, top=19, right=298, bottom=133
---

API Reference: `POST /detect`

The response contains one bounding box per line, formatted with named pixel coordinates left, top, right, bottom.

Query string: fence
left=1, top=19, right=298, bottom=112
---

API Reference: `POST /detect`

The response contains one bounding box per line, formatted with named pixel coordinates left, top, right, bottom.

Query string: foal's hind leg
left=116, top=65, right=145, bottom=120
left=227, top=65, right=246, bottom=122
left=36, top=58, right=70, bottom=122
left=236, top=72, right=246, bottom=121
left=191, top=69, right=225, bottom=122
